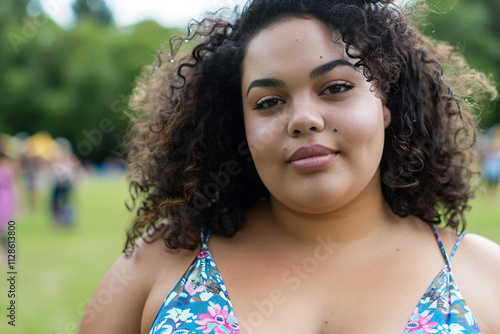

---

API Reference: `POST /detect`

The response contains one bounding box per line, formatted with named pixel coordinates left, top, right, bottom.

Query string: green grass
left=1, top=173, right=133, bottom=334
left=0, top=173, right=499, bottom=334
left=465, top=187, right=500, bottom=243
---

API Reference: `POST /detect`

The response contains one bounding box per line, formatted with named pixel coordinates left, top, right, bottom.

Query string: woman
left=0, top=152, right=16, bottom=233
left=79, top=0, right=500, bottom=333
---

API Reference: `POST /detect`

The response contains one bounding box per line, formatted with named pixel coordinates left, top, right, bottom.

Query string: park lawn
left=0, top=174, right=499, bottom=334
left=1, top=173, right=133, bottom=334
left=466, top=187, right=500, bottom=243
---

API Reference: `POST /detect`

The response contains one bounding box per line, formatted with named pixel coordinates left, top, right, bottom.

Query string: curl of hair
left=124, top=0, right=497, bottom=252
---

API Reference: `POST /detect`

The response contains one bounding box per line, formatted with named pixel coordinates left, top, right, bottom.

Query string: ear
left=382, top=104, right=391, bottom=129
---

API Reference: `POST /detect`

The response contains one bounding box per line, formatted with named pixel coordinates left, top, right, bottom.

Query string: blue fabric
left=403, top=226, right=481, bottom=333
left=149, top=229, right=240, bottom=334
left=149, top=226, right=481, bottom=333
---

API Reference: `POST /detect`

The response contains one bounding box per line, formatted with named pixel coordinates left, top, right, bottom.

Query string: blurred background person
left=481, top=124, right=500, bottom=196
left=50, top=137, right=82, bottom=226
left=21, top=132, right=57, bottom=212
left=0, top=143, right=18, bottom=263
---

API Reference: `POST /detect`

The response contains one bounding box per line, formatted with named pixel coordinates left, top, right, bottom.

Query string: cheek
left=339, top=105, right=386, bottom=151
left=350, top=117, right=383, bottom=138
left=245, top=115, right=287, bottom=159
left=247, top=127, right=274, bottom=157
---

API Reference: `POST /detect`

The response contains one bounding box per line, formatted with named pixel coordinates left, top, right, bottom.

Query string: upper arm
left=453, top=233, right=500, bottom=334
left=77, top=246, right=155, bottom=334
left=78, top=232, right=199, bottom=334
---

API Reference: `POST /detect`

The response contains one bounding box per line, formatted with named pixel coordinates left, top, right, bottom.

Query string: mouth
left=288, top=145, right=337, bottom=161
left=288, top=145, right=338, bottom=173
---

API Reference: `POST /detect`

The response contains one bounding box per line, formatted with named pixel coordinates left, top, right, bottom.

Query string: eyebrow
left=246, top=59, right=355, bottom=97
left=309, top=59, right=354, bottom=79
left=246, top=78, right=285, bottom=97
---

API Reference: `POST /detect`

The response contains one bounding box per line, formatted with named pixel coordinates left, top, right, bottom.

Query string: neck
left=262, top=180, right=400, bottom=249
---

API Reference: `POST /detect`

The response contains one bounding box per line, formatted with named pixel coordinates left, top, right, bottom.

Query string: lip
left=288, top=145, right=338, bottom=173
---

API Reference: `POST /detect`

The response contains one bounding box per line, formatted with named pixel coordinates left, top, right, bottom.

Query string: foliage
left=0, top=0, right=498, bottom=161
left=423, top=0, right=500, bottom=127
left=72, top=0, right=113, bottom=25
left=0, top=0, right=180, bottom=162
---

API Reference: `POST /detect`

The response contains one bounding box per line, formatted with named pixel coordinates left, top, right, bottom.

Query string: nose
left=287, top=97, right=325, bottom=137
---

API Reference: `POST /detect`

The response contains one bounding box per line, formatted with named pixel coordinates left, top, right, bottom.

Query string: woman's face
left=241, top=17, right=391, bottom=214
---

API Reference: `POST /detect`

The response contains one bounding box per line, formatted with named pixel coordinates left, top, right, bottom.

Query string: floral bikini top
left=149, top=225, right=481, bottom=334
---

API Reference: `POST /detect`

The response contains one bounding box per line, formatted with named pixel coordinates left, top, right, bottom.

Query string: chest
left=144, top=227, right=487, bottom=334
left=226, top=268, right=438, bottom=334
left=203, top=244, right=448, bottom=334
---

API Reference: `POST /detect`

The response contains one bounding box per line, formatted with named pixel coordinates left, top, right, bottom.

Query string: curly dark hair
left=124, top=0, right=497, bottom=252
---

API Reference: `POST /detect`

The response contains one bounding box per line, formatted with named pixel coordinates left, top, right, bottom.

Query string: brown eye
left=254, top=98, right=285, bottom=110
left=321, top=82, right=354, bottom=95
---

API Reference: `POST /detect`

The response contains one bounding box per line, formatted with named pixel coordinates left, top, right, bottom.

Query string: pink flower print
left=406, top=309, right=439, bottom=333
left=185, top=279, right=207, bottom=296
left=195, top=302, right=240, bottom=334
left=198, top=250, right=209, bottom=258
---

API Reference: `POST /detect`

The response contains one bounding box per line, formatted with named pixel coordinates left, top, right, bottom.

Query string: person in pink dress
left=0, top=152, right=16, bottom=234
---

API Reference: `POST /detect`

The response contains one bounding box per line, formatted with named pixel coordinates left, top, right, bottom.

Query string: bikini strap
left=450, top=231, right=466, bottom=262
left=200, top=227, right=212, bottom=249
left=430, top=224, right=466, bottom=266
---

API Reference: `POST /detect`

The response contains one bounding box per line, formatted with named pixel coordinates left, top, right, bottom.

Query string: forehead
left=242, top=17, right=352, bottom=80
left=248, top=16, right=337, bottom=49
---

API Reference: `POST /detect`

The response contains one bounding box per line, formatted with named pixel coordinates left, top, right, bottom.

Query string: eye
left=320, top=81, right=354, bottom=95
left=253, top=96, right=285, bottom=110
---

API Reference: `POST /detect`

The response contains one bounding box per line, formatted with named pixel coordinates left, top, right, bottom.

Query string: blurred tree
left=72, top=0, right=113, bottom=25
left=0, top=0, right=31, bottom=18
left=0, top=0, right=178, bottom=162
left=424, top=0, right=500, bottom=127
left=1, top=0, right=497, bottom=161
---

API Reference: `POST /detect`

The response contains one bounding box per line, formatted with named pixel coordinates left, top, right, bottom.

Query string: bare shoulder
left=451, top=231, right=500, bottom=334
left=457, top=232, right=500, bottom=278
left=78, top=227, right=199, bottom=334
left=434, top=227, right=500, bottom=264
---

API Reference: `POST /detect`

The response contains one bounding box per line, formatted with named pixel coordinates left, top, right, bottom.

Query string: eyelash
left=252, top=81, right=355, bottom=110
left=252, top=96, right=284, bottom=110
left=320, top=81, right=355, bottom=95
